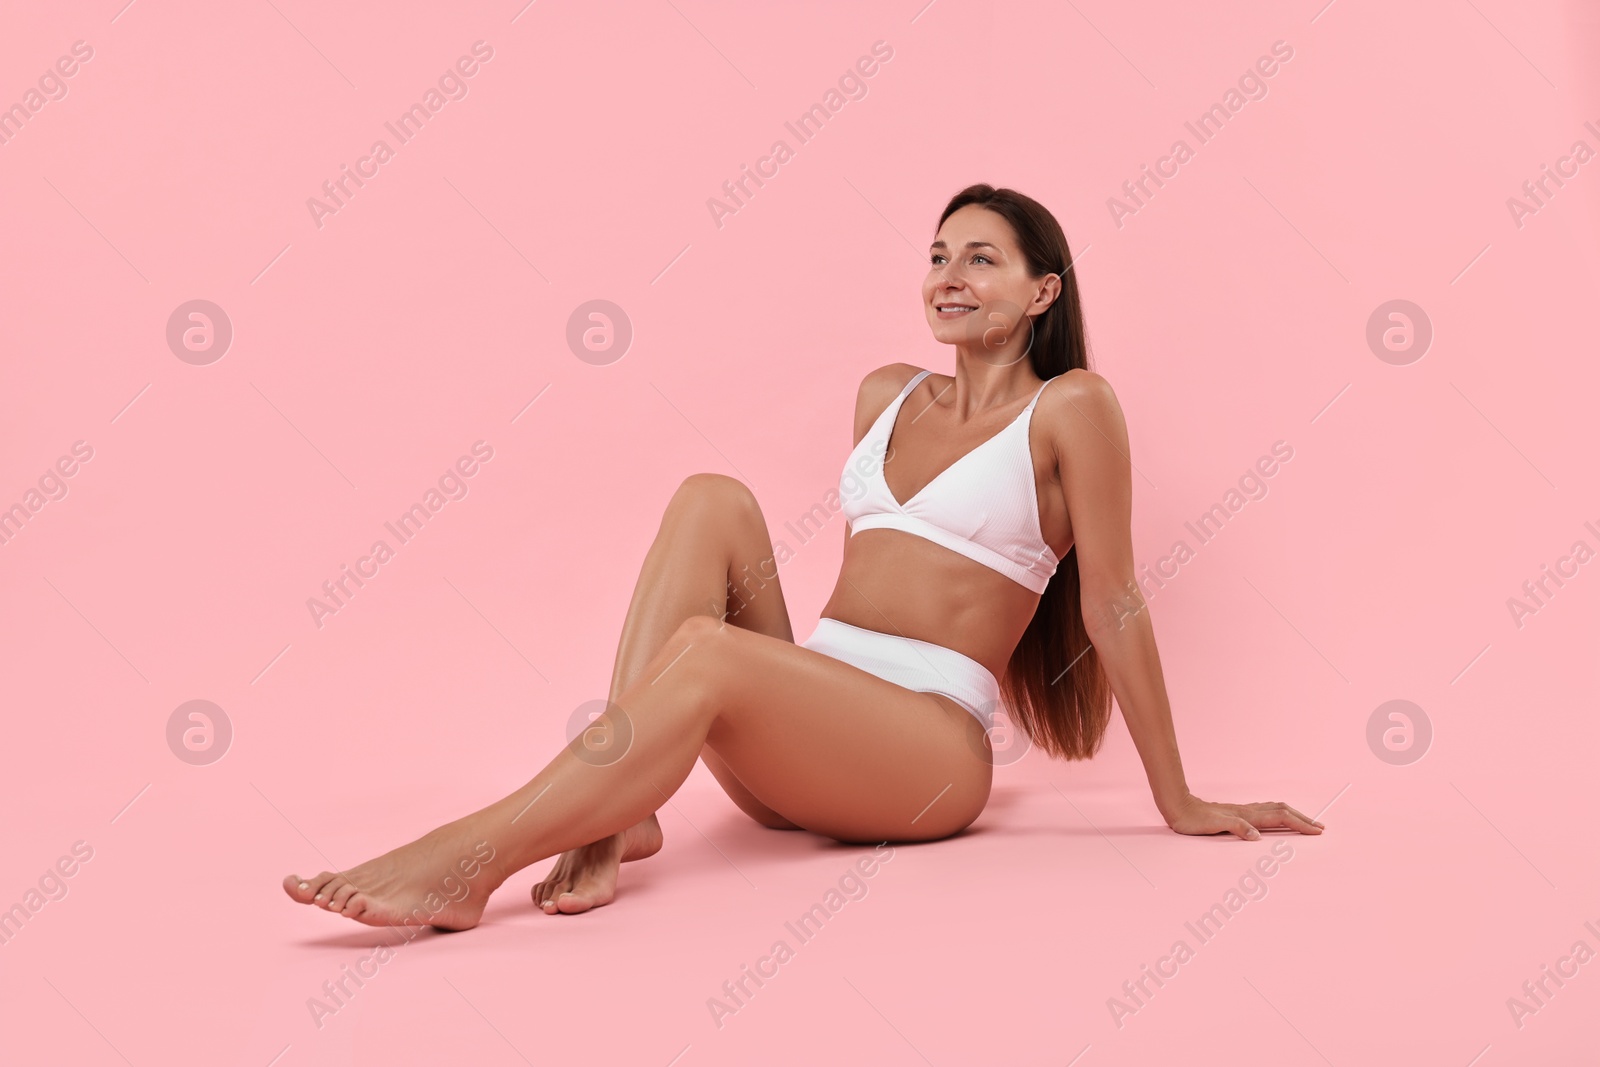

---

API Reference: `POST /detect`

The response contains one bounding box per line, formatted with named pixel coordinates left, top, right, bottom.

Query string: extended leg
left=282, top=615, right=992, bottom=929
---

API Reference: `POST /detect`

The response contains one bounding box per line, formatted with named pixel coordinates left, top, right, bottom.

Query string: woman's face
left=923, top=204, right=1059, bottom=366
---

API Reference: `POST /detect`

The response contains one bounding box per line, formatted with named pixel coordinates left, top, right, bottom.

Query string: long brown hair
left=936, top=183, right=1112, bottom=761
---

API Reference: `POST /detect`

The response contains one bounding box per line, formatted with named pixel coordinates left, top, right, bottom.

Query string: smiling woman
left=281, top=182, right=1324, bottom=934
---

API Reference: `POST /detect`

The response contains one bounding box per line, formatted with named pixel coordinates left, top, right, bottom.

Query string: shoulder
left=851, top=363, right=925, bottom=444
left=1037, top=366, right=1115, bottom=406
left=856, top=362, right=925, bottom=407
left=1036, top=368, right=1123, bottom=423
left=1034, top=368, right=1129, bottom=455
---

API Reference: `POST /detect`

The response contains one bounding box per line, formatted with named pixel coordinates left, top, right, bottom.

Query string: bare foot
left=531, top=813, right=663, bottom=915
left=282, top=821, right=503, bottom=930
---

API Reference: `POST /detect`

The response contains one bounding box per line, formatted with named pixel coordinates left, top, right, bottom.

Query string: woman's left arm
left=1047, top=371, right=1324, bottom=840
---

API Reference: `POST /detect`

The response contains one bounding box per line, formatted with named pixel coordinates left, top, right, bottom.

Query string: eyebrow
left=930, top=241, right=1002, bottom=252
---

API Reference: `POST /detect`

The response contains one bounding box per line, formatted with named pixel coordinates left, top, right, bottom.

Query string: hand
left=1162, top=793, right=1325, bottom=840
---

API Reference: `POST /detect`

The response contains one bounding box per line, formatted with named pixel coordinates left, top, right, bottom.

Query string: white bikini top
left=840, top=369, right=1061, bottom=594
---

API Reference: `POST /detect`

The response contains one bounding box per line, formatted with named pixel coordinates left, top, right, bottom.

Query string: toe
left=555, top=890, right=595, bottom=914
left=327, top=881, right=361, bottom=913
left=303, top=870, right=340, bottom=902
left=556, top=872, right=615, bottom=915
left=313, top=874, right=347, bottom=909
left=535, top=871, right=573, bottom=914
left=341, top=894, right=370, bottom=923
left=285, top=871, right=340, bottom=905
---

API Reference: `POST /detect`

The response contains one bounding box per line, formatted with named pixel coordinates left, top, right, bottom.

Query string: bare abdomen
left=816, top=529, right=1042, bottom=681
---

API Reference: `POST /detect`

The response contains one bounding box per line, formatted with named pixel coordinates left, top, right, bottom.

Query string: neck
left=943, top=351, right=1042, bottom=415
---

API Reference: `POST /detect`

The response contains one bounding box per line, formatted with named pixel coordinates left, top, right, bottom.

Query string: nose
left=932, top=270, right=968, bottom=297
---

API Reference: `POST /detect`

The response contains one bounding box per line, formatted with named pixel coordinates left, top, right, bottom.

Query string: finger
left=1253, top=804, right=1325, bottom=834
left=1287, top=804, right=1325, bottom=827
left=1279, top=804, right=1325, bottom=831
left=1230, top=818, right=1261, bottom=841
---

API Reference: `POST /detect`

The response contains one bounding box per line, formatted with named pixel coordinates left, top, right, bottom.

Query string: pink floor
left=4, top=1, right=1600, bottom=1064
left=7, top=751, right=1599, bottom=1064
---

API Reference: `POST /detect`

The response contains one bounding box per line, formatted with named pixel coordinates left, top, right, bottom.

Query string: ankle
left=408, top=816, right=513, bottom=902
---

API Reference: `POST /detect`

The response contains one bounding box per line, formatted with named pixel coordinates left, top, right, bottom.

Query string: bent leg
left=602, top=473, right=801, bottom=830
left=535, top=473, right=799, bottom=915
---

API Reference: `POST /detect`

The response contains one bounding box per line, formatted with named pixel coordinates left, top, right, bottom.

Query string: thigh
left=697, top=622, right=995, bottom=843
left=676, top=472, right=795, bottom=642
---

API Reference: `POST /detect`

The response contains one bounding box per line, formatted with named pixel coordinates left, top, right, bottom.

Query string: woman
left=283, top=183, right=1324, bottom=929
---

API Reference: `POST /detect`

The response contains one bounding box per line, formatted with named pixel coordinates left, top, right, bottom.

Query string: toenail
left=298, top=882, right=308, bottom=890
left=542, top=900, right=553, bottom=907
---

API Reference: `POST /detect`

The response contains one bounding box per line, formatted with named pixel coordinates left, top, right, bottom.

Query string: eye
left=930, top=253, right=946, bottom=265
left=972, top=254, right=992, bottom=264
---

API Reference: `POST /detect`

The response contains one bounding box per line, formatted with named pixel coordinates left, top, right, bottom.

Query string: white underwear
left=799, top=617, right=1001, bottom=730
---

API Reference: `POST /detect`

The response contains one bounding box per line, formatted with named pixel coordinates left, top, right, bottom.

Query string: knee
left=673, top=612, right=728, bottom=644
left=656, top=614, right=736, bottom=698
left=671, top=473, right=760, bottom=523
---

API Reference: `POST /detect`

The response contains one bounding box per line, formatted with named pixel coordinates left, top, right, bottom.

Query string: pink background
left=3, top=0, right=1598, bottom=1063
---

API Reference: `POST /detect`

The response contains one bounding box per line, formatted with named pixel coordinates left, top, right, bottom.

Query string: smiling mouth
left=935, top=303, right=978, bottom=313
